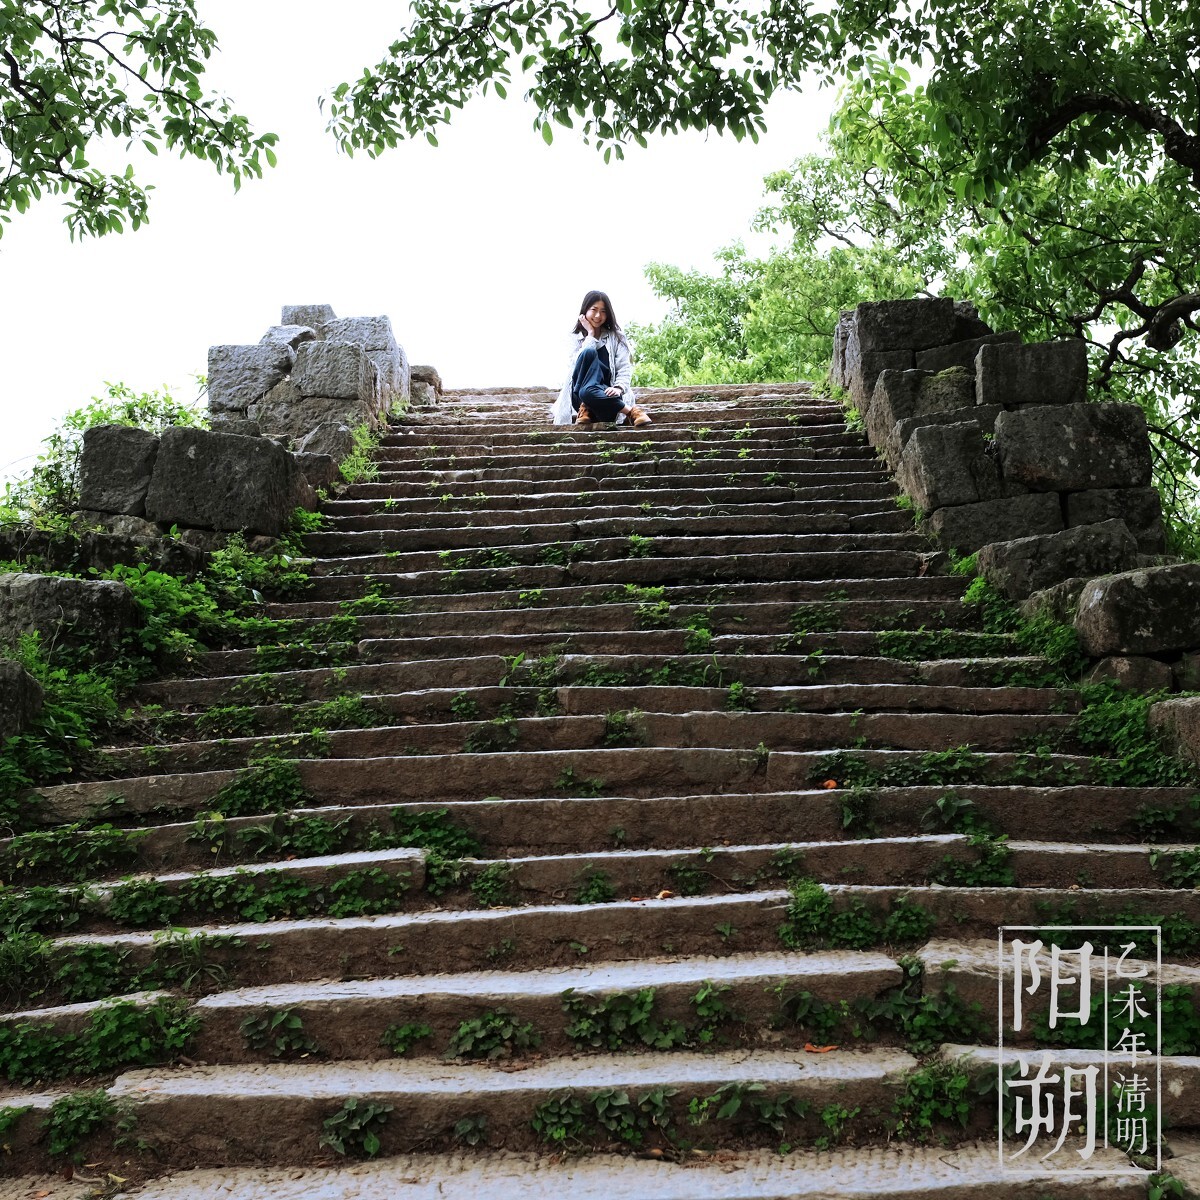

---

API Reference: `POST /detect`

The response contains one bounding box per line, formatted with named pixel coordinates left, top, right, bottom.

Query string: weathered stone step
left=126, top=679, right=1070, bottom=758
left=136, top=649, right=1036, bottom=709
left=373, top=437, right=874, bottom=464
left=319, top=500, right=911, bottom=532
left=94, top=1047, right=916, bottom=1163
left=376, top=428, right=865, bottom=456
left=94, top=709, right=1074, bottom=778
left=299, top=551, right=930, bottom=601
left=329, top=480, right=898, bottom=513
left=302, top=511, right=915, bottom=554
left=303, top=532, right=928, bottom=579
left=188, top=947, right=899, bottom=1058
left=341, top=599, right=971, bottom=639
left=43, top=778, right=1174, bottom=880
left=342, top=463, right=890, bottom=497
left=36, top=883, right=1200, bottom=1003
left=28, top=1143, right=1141, bottom=1199
left=271, top=628, right=1002, bottom=671
left=266, top=576, right=971, bottom=619
left=5, top=846, right=425, bottom=932
left=40, top=746, right=1119, bottom=825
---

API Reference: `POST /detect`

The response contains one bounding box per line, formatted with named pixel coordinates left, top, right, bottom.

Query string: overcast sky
left=0, top=1, right=834, bottom=482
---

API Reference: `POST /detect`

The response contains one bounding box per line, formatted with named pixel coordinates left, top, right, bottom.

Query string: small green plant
left=627, top=533, right=654, bottom=558
left=453, top=1113, right=489, bottom=1146
left=240, top=1008, right=321, bottom=1059
left=470, top=862, right=516, bottom=908
left=554, top=765, right=605, bottom=796
left=562, top=987, right=688, bottom=1051
left=381, top=1022, right=433, bottom=1056
left=893, top=1059, right=974, bottom=1140
left=724, top=680, right=755, bottom=710
left=446, top=1008, right=541, bottom=1060
left=448, top=691, right=481, bottom=720
left=43, top=1089, right=116, bottom=1161
left=532, top=1091, right=589, bottom=1145
left=318, top=1098, right=392, bottom=1158
left=575, top=868, right=617, bottom=905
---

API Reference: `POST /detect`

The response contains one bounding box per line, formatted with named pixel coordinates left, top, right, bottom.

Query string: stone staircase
left=2, top=382, right=1191, bottom=1197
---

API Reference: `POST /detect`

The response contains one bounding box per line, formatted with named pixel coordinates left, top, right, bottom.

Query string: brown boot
left=628, top=405, right=652, bottom=426
left=575, top=403, right=594, bottom=427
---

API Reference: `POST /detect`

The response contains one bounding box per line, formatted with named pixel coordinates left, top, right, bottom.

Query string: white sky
left=0, top=1, right=834, bottom=483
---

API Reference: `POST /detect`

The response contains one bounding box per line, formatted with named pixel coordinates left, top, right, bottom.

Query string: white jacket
left=550, top=329, right=637, bottom=424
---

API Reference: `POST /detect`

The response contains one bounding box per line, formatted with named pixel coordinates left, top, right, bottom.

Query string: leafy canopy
left=0, top=0, right=277, bottom=238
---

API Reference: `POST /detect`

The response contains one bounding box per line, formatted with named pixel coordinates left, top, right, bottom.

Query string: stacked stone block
left=207, top=305, right=415, bottom=463
left=844, top=296, right=1200, bottom=750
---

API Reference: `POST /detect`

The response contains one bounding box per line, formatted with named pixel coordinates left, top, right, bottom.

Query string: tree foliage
left=0, top=0, right=277, bottom=238
left=0, top=382, right=205, bottom=528
left=627, top=236, right=922, bottom=388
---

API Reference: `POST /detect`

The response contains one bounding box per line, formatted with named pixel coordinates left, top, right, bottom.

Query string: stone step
left=297, top=551, right=931, bottom=601
left=100, top=1046, right=917, bottom=1161
left=302, top=511, right=916, bottom=553
left=185, top=948, right=902, bottom=1063
left=197, top=627, right=1007, bottom=675
left=337, top=599, right=972, bottom=638
left=136, top=681, right=1071, bottom=748
left=26, top=1143, right=1143, bottom=1199
left=135, top=649, right=1044, bottom=709
left=303, top=532, right=929, bottom=579
left=37, top=745, right=1131, bottom=827
left=36, top=887, right=1200, bottom=1000
left=375, top=429, right=866, bottom=457
left=33, top=781, right=1180, bottom=879
left=341, top=464, right=890, bottom=497
left=93, top=709, right=1075, bottom=778
left=328, top=480, right=899, bottom=512
left=318, top=500, right=910, bottom=532
left=265, top=577, right=971, bottom=619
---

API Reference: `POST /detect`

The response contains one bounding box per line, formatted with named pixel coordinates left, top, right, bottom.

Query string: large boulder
left=0, top=572, right=140, bottom=654
left=866, top=368, right=975, bottom=459
left=977, top=519, right=1141, bottom=601
left=1075, top=563, right=1200, bottom=656
left=886, top=405, right=1005, bottom=468
left=914, top=330, right=1021, bottom=374
left=1148, top=698, right=1200, bottom=767
left=143, top=427, right=314, bottom=536
left=281, top=304, right=336, bottom=332
left=995, top=403, right=1152, bottom=492
left=895, top=422, right=1003, bottom=512
left=976, top=339, right=1088, bottom=407
left=854, top=298, right=957, bottom=352
left=207, top=343, right=296, bottom=415
left=259, top=325, right=318, bottom=350
left=1064, top=487, right=1166, bottom=554
left=924, top=493, right=1063, bottom=553
left=251, top=381, right=368, bottom=449
left=324, top=316, right=411, bottom=407
left=1086, top=656, right=1173, bottom=692
left=296, top=421, right=355, bottom=462
left=0, top=656, right=44, bottom=743
left=292, top=341, right=379, bottom=405
left=78, top=425, right=159, bottom=516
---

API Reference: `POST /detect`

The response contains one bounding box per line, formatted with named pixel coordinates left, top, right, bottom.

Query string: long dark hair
left=572, top=289, right=622, bottom=338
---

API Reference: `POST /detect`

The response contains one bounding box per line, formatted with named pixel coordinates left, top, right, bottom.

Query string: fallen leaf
left=822, top=779, right=838, bottom=790
left=655, top=889, right=675, bottom=900
left=630, top=895, right=646, bottom=902
left=33, top=1191, right=51, bottom=1198
left=804, top=1042, right=839, bottom=1053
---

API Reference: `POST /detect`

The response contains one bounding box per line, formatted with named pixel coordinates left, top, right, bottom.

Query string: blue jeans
left=571, top=345, right=624, bottom=421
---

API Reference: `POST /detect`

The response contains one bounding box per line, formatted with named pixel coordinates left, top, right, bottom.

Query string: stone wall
left=841, top=296, right=1199, bottom=693
left=207, top=304, right=415, bottom=462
